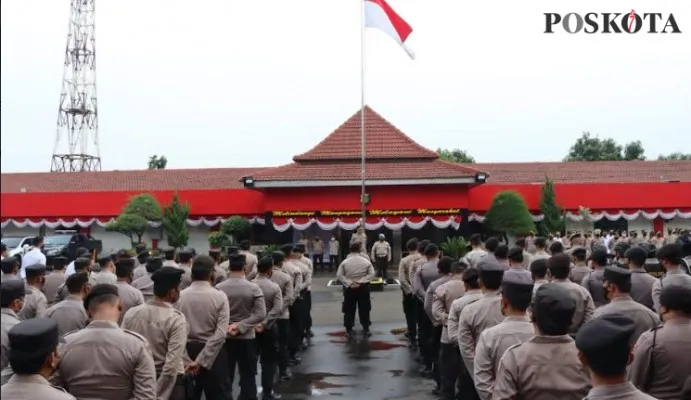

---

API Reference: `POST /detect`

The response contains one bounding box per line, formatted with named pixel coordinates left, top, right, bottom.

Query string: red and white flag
left=364, top=0, right=414, bottom=59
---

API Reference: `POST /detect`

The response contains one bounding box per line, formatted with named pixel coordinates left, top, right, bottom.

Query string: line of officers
left=397, top=237, right=691, bottom=400
left=0, top=241, right=319, bottom=400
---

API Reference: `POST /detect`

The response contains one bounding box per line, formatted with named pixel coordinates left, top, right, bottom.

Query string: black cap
left=423, top=243, right=439, bottom=256
left=115, top=258, right=135, bottom=275
left=533, top=283, right=576, bottom=334
left=462, top=268, right=480, bottom=283
left=83, top=283, right=119, bottom=310
left=24, top=263, right=47, bottom=278
left=603, top=265, right=632, bottom=286
left=576, top=314, right=635, bottom=355
left=97, top=255, right=112, bottom=265
left=502, top=274, right=534, bottom=307
left=8, top=318, right=64, bottom=361
left=507, top=247, right=523, bottom=259
left=228, top=254, right=246, bottom=268
left=151, top=266, right=185, bottom=283
left=227, top=246, right=239, bottom=255
left=145, top=256, right=163, bottom=273
left=53, top=255, right=68, bottom=264
left=208, top=249, right=221, bottom=257
left=1, top=280, right=26, bottom=307
left=271, top=251, right=285, bottom=265
left=137, top=250, right=150, bottom=262
left=659, top=285, right=691, bottom=314
left=571, top=247, right=587, bottom=259
left=589, top=248, right=608, bottom=265
left=162, top=247, right=176, bottom=256
left=1, top=257, right=18, bottom=270
left=293, top=243, right=306, bottom=253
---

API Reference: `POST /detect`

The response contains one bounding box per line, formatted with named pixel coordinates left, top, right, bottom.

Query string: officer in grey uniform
left=593, top=266, right=659, bottom=344
left=399, top=238, right=422, bottom=349
left=492, top=284, right=590, bottom=399
left=113, top=258, right=144, bottom=325
left=18, top=264, right=47, bottom=320
left=530, top=258, right=550, bottom=293
left=279, top=245, right=303, bottom=366
left=458, top=261, right=505, bottom=376
left=208, top=249, right=228, bottom=285
left=412, top=243, right=442, bottom=374
left=582, top=248, right=610, bottom=307
left=92, top=256, right=117, bottom=285
left=52, top=284, right=157, bottom=399
left=131, top=256, right=163, bottom=302
left=122, top=266, right=188, bottom=400
left=177, top=254, right=231, bottom=400
left=624, top=246, right=657, bottom=309
left=132, top=250, right=150, bottom=281
left=336, top=242, right=376, bottom=338
left=505, top=247, right=532, bottom=281
left=473, top=274, right=534, bottom=400
left=576, top=314, right=657, bottom=400
left=162, top=247, right=178, bottom=268
left=530, top=237, right=550, bottom=262
left=0, top=318, right=75, bottom=399
left=270, top=251, right=295, bottom=381
left=630, top=285, right=691, bottom=399
left=44, top=256, right=68, bottom=307
left=549, top=253, right=595, bottom=335
left=652, top=244, right=691, bottom=312
left=252, top=257, right=284, bottom=400
left=41, top=272, right=90, bottom=337
left=293, top=244, right=313, bottom=342
left=217, top=254, right=267, bottom=400
left=569, top=247, right=591, bottom=284
left=177, top=250, right=194, bottom=290
left=1, top=280, right=25, bottom=385
left=54, top=258, right=95, bottom=304
left=423, top=256, right=454, bottom=385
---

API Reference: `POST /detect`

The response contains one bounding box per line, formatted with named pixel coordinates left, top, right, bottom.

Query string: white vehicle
left=1, top=236, right=34, bottom=257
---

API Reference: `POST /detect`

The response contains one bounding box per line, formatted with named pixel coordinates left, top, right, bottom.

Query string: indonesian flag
left=364, top=0, right=415, bottom=59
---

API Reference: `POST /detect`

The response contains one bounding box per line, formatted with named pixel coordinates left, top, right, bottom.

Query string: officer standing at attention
left=569, top=247, right=591, bottom=284
left=1, top=280, right=25, bottom=385
left=217, top=254, right=267, bottom=400
left=371, top=233, right=392, bottom=282
left=575, top=314, right=657, bottom=399
left=473, top=274, right=535, bottom=400
left=41, top=272, right=90, bottom=336
left=413, top=244, right=442, bottom=373
left=582, top=247, right=609, bottom=308
left=44, top=256, right=68, bottom=307
left=208, top=249, right=228, bottom=285
left=594, top=265, right=659, bottom=343
left=336, top=242, right=375, bottom=338
left=270, top=251, right=295, bottom=382
left=122, top=266, right=188, bottom=400
left=18, top=264, right=47, bottom=320
left=54, top=257, right=94, bottom=304
left=492, top=284, right=590, bottom=399
left=549, top=253, right=595, bottom=335
left=652, top=244, right=691, bottom=312
left=462, top=234, right=488, bottom=268
left=625, top=246, right=657, bottom=309
left=280, top=245, right=304, bottom=366
left=239, top=240, right=259, bottom=280
left=530, top=259, right=550, bottom=293
left=113, top=258, right=144, bottom=324
left=131, top=256, right=163, bottom=302
left=252, top=257, right=284, bottom=400
left=505, top=247, right=532, bottom=281
left=52, top=284, right=157, bottom=399
left=423, top=256, right=454, bottom=384
left=92, top=256, right=117, bottom=285
left=177, top=255, right=231, bottom=400
left=293, top=244, right=314, bottom=342
left=630, top=285, right=691, bottom=399
left=162, top=247, right=178, bottom=268
left=458, top=261, right=505, bottom=376
left=0, top=319, right=75, bottom=399
left=177, top=250, right=194, bottom=290
left=132, top=250, right=150, bottom=281
left=1, top=257, right=21, bottom=282
left=398, top=238, right=422, bottom=350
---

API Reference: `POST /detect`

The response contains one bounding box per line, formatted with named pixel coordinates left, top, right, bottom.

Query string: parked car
left=1, top=236, right=34, bottom=257
left=43, top=231, right=103, bottom=261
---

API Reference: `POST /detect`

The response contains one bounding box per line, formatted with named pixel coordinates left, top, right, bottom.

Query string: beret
left=24, top=263, right=47, bottom=277
left=228, top=254, right=246, bottom=268
left=603, top=265, right=632, bottom=284
left=257, top=257, right=274, bottom=270
left=462, top=268, right=480, bottom=283
left=208, top=249, right=221, bottom=256
left=571, top=247, right=587, bottom=258
left=97, top=255, right=112, bottom=264
left=271, top=251, right=285, bottom=264
left=533, top=283, right=576, bottom=317
left=0, top=280, right=26, bottom=306
left=151, top=266, right=185, bottom=283
left=576, top=314, right=635, bottom=354
left=8, top=318, right=64, bottom=361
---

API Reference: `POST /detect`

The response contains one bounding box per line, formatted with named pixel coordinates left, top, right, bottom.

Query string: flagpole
left=360, top=0, right=367, bottom=229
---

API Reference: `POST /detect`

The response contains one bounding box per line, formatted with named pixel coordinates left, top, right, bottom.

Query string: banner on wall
left=271, top=208, right=462, bottom=218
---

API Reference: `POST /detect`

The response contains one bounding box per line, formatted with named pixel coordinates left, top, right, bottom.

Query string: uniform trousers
left=401, top=292, right=417, bottom=343
left=155, top=372, right=190, bottom=400
left=312, top=253, right=324, bottom=271
left=375, top=256, right=389, bottom=281
left=288, top=300, right=304, bottom=357
left=301, top=289, right=313, bottom=334
left=438, top=342, right=462, bottom=400
left=276, top=318, right=291, bottom=375
left=416, top=298, right=434, bottom=367
left=430, top=326, right=443, bottom=384
left=457, top=362, right=480, bottom=400
left=342, top=283, right=371, bottom=331
left=226, top=338, right=258, bottom=400
left=329, top=255, right=339, bottom=272
left=256, top=326, right=279, bottom=396
left=186, top=340, right=232, bottom=400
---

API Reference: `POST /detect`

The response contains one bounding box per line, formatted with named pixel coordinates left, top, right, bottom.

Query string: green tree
left=658, top=152, right=691, bottom=161
left=564, top=132, right=646, bottom=161
left=122, top=194, right=163, bottom=222
left=220, top=216, right=251, bottom=243
left=208, top=231, right=231, bottom=249
left=485, top=191, right=535, bottom=237
left=436, top=148, right=475, bottom=163
left=539, top=177, right=563, bottom=236
left=148, top=155, right=168, bottom=170
left=162, top=193, right=190, bottom=248
left=105, top=194, right=163, bottom=246
left=105, top=213, right=149, bottom=245
left=440, top=236, right=469, bottom=259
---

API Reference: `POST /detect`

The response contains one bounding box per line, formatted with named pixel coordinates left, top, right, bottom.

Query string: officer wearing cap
left=1, top=280, right=25, bottom=383
left=161, top=247, right=178, bottom=268
left=270, top=251, right=295, bottom=381
left=569, top=247, right=591, bottom=284
left=531, top=237, right=550, bottom=262
left=17, top=264, right=46, bottom=320
left=548, top=253, right=595, bottom=334
left=505, top=247, right=532, bottom=281
left=41, top=272, right=90, bottom=336
left=371, top=233, right=392, bottom=282
left=1, top=257, right=20, bottom=282
left=216, top=253, right=266, bottom=400
left=293, top=243, right=314, bottom=341
left=576, top=314, right=656, bottom=400
left=132, top=250, right=150, bottom=281
left=630, top=285, right=691, bottom=399
left=0, top=319, right=75, bottom=399
left=623, top=246, right=657, bottom=310
left=652, top=244, right=691, bottom=312
left=493, top=284, right=589, bottom=399
left=43, top=256, right=68, bottom=307
left=337, top=241, right=376, bottom=340
left=122, top=267, right=188, bottom=400
left=280, top=244, right=304, bottom=365
left=398, top=238, right=423, bottom=349
left=113, top=258, right=144, bottom=324
left=131, top=256, right=163, bottom=302
left=208, top=249, right=228, bottom=285
left=422, top=256, right=455, bottom=386
left=177, top=249, right=194, bottom=290
left=412, top=244, right=443, bottom=374
left=594, top=265, right=659, bottom=344
left=54, top=257, right=95, bottom=304
left=239, top=240, right=259, bottom=280
left=177, top=254, right=231, bottom=400
left=582, top=247, right=609, bottom=307
left=474, top=274, right=534, bottom=400
left=52, top=283, right=157, bottom=398
left=92, top=255, right=117, bottom=285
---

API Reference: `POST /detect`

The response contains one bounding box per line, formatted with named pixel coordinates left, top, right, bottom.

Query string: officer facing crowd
left=336, top=241, right=376, bottom=338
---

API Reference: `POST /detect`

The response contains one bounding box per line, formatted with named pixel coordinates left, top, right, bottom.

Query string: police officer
left=423, top=256, right=454, bottom=384
left=293, top=244, right=314, bottom=342
left=505, top=247, right=532, bottom=280
left=122, top=266, right=188, bottom=400
left=132, top=250, right=150, bottom=281
left=41, top=272, right=90, bottom=336
left=217, top=254, right=267, bottom=400
left=594, top=265, right=659, bottom=343
left=630, top=285, right=691, bottom=399
left=398, top=238, right=422, bottom=349
left=371, top=233, right=392, bottom=282
left=582, top=248, right=609, bottom=307
left=549, top=253, right=595, bottom=335
left=1, top=256, right=21, bottom=283
left=162, top=247, right=178, bottom=268
left=0, top=318, right=75, bottom=399
left=113, top=258, right=144, bottom=324
left=473, top=274, right=534, bottom=400
left=492, top=284, right=590, bottom=399
left=412, top=243, right=442, bottom=373
left=177, top=254, right=231, bottom=400
left=270, top=251, right=294, bottom=381
left=177, top=250, right=194, bottom=290
left=18, top=264, right=47, bottom=320
left=131, top=256, right=163, bottom=302
left=208, top=249, right=228, bottom=285
left=54, top=257, right=94, bottom=304
left=252, top=257, right=283, bottom=400
left=278, top=245, right=303, bottom=366
left=239, top=240, right=259, bottom=280
left=624, top=246, right=657, bottom=310
left=652, top=244, right=691, bottom=312
left=1, top=280, right=25, bottom=384
left=52, top=283, right=157, bottom=399
left=92, top=256, right=117, bottom=285
left=576, top=314, right=656, bottom=399
left=569, top=247, right=591, bottom=284
left=44, top=256, right=68, bottom=306
left=530, top=258, right=550, bottom=293
left=336, top=241, right=375, bottom=338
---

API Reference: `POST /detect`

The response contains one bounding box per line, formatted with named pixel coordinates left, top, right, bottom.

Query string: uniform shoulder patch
left=122, top=328, right=148, bottom=344
left=504, top=342, right=525, bottom=354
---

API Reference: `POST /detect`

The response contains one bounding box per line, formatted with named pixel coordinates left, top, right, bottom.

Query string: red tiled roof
left=0, top=168, right=265, bottom=194
left=292, top=106, right=439, bottom=162
left=470, top=161, right=691, bottom=184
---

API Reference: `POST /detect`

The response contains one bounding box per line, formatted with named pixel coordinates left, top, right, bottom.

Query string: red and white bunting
left=468, top=208, right=691, bottom=223
left=271, top=216, right=461, bottom=232
left=0, top=216, right=265, bottom=229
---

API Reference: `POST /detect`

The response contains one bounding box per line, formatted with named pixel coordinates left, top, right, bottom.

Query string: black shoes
left=362, top=330, right=372, bottom=338
left=288, top=356, right=302, bottom=366
left=306, top=330, right=314, bottom=338
left=279, top=371, right=292, bottom=381
left=420, top=366, right=433, bottom=378
left=263, top=392, right=282, bottom=400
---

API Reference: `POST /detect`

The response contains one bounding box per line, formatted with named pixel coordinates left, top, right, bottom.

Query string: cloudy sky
left=1, top=0, right=689, bottom=172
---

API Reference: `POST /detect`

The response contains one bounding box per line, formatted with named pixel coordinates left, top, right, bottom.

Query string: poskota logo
left=544, top=10, right=682, bottom=34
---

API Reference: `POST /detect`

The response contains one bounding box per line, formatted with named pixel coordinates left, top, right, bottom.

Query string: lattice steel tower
left=51, top=0, right=101, bottom=172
